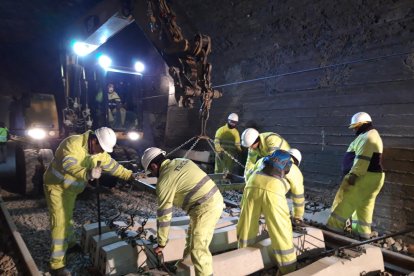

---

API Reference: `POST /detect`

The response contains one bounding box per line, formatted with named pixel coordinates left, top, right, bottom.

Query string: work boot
left=50, top=267, right=72, bottom=276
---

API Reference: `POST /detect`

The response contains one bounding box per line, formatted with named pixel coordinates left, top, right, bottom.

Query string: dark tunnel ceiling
left=0, top=0, right=102, bottom=43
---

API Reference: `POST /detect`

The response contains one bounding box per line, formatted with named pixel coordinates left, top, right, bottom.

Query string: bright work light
left=98, top=55, right=112, bottom=69
left=134, top=61, right=145, bottom=73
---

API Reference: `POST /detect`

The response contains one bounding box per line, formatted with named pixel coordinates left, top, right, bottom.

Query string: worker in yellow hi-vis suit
left=286, top=148, right=305, bottom=223
left=141, top=147, right=224, bottom=276
left=214, top=113, right=242, bottom=173
left=244, top=148, right=305, bottom=223
left=44, top=127, right=137, bottom=275
left=327, top=112, right=385, bottom=240
left=241, top=128, right=290, bottom=179
left=237, top=150, right=297, bottom=275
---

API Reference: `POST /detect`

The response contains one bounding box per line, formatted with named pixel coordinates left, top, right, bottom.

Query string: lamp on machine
left=98, top=55, right=112, bottom=69
left=127, top=131, right=141, bottom=141
left=72, top=41, right=98, bottom=57
left=27, top=128, right=47, bottom=140
left=134, top=61, right=145, bottom=73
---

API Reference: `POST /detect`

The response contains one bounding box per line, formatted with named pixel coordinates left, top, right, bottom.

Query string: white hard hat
left=288, top=148, right=302, bottom=166
left=141, top=147, right=166, bottom=171
left=241, top=128, right=259, bottom=147
left=95, top=127, right=117, bottom=153
left=228, top=113, right=239, bottom=122
left=349, top=112, right=372, bottom=129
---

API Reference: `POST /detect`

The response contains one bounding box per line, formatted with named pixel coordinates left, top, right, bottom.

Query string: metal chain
left=208, top=138, right=245, bottom=169
left=184, top=136, right=202, bottom=159
left=166, top=136, right=197, bottom=157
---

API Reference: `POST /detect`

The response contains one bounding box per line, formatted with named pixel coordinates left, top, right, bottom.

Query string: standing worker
left=286, top=148, right=305, bottom=225
left=327, top=112, right=385, bottom=240
left=214, top=113, right=242, bottom=174
left=44, top=127, right=137, bottom=275
left=237, top=150, right=297, bottom=275
left=141, top=147, right=224, bottom=276
left=0, top=122, right=9, bottom=163
left=107, top=83, right=126, bottom=128
left=241, top=128, right=290, bottom=179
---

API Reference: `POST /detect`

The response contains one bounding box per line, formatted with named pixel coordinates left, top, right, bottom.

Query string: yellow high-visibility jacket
left=44, top=130, right=132, bottom=194
left=285, top=163, right=305, bottom=219
left=0, top=127, right=8, bottom=142
left=214, top=124, right=242, bottom=153
left=344, top=128, right=384, bottom=176
left=244, top=132, right=290, bottom=178
left=156, top=158, right=223, bottom=246
left=245, top=158, right=304, bottom=218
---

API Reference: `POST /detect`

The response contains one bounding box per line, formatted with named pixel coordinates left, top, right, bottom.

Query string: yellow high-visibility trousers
left=237, top=187, right=296, bottom=275
left=214, top=151, right=237, bottom=173
left=184, top=194, right=223, bottom=276
left=44, top=184, right=79, bottom=269
left=327, top=172, right=385, bottom=238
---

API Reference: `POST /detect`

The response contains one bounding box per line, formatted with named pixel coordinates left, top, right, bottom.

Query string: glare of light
left=134, top=61, right=145, bottom=73
left=99, top=36, right=108, bottom=44
left=127, top=131, right=141, bottom=141
left=48, top=130, right=56, bottom=136
left=27, top=128, right=47, bottom=140
left=98, top=55, right=112, bottom=69
left=73, top=41, right=98, bottom=57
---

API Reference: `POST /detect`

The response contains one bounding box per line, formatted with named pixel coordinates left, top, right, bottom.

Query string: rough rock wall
left=164, top=0, right=414, bottom=234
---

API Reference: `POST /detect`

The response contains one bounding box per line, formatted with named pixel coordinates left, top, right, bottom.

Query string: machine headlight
left=127, top=131, right=141, bottom=141
left=27, top=128, right=47, bottom=140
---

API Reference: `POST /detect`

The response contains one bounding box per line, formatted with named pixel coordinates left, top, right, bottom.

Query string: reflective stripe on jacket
left=44, top=130, right=132, bottom=192
left=156, top=158, right=223, bottom=246
left=244, top=132, right=290, bottom=178
left=285, top=163, right=305, bottom=219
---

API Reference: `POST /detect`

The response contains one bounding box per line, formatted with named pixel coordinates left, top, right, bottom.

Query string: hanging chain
left=166, top=136, right=196, bottom=157
left=208, top=138, right=245, bottom=169
left=184, top=136, right=201, bottom=159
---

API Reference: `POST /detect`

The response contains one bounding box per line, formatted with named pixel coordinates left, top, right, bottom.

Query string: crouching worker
left=237, top=149, right=297, bottom=275
left=44, top=127, right=138, bottom=276
left=141, top=147, right=224, bottom=276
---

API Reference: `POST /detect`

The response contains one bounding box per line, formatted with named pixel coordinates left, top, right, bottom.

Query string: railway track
left=1, top=179, right=414, bottom=275
left=0, top=195, right=40, bottom=275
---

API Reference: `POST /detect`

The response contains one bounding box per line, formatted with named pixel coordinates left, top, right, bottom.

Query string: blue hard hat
left=263, top=150, right=293, bottom=171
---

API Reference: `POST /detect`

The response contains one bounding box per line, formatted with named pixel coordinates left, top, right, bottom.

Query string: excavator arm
left=70, top=0, right=221, bottom=125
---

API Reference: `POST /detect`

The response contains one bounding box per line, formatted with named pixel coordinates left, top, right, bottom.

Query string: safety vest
left=342, top=128, right=383, bottom=176
left=244, top=132, right=290, bottom=178
left=214, top=124, right=241, bottom=152
left=44, top=130, right=132, bottom=193
left=0, top=127, right=8, bottom=142
left=156, top=158, right=223, bottom=246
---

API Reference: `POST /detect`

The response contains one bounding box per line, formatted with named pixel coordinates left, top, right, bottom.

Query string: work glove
left=129, top=172, right=147, bottom=182
left=88, top=167, right=102, bottom=180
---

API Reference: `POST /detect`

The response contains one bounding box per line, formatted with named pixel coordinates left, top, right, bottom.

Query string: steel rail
left=0, top=195, right=40, bottom=275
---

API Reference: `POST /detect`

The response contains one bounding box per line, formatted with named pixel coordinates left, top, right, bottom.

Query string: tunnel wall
left=164, top=0, right=414, bottom=235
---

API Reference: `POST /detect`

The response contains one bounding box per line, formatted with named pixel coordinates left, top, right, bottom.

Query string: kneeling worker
left=141, top=147, right=224, bottom=276
left=44, top=127, right=138, bottom=275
